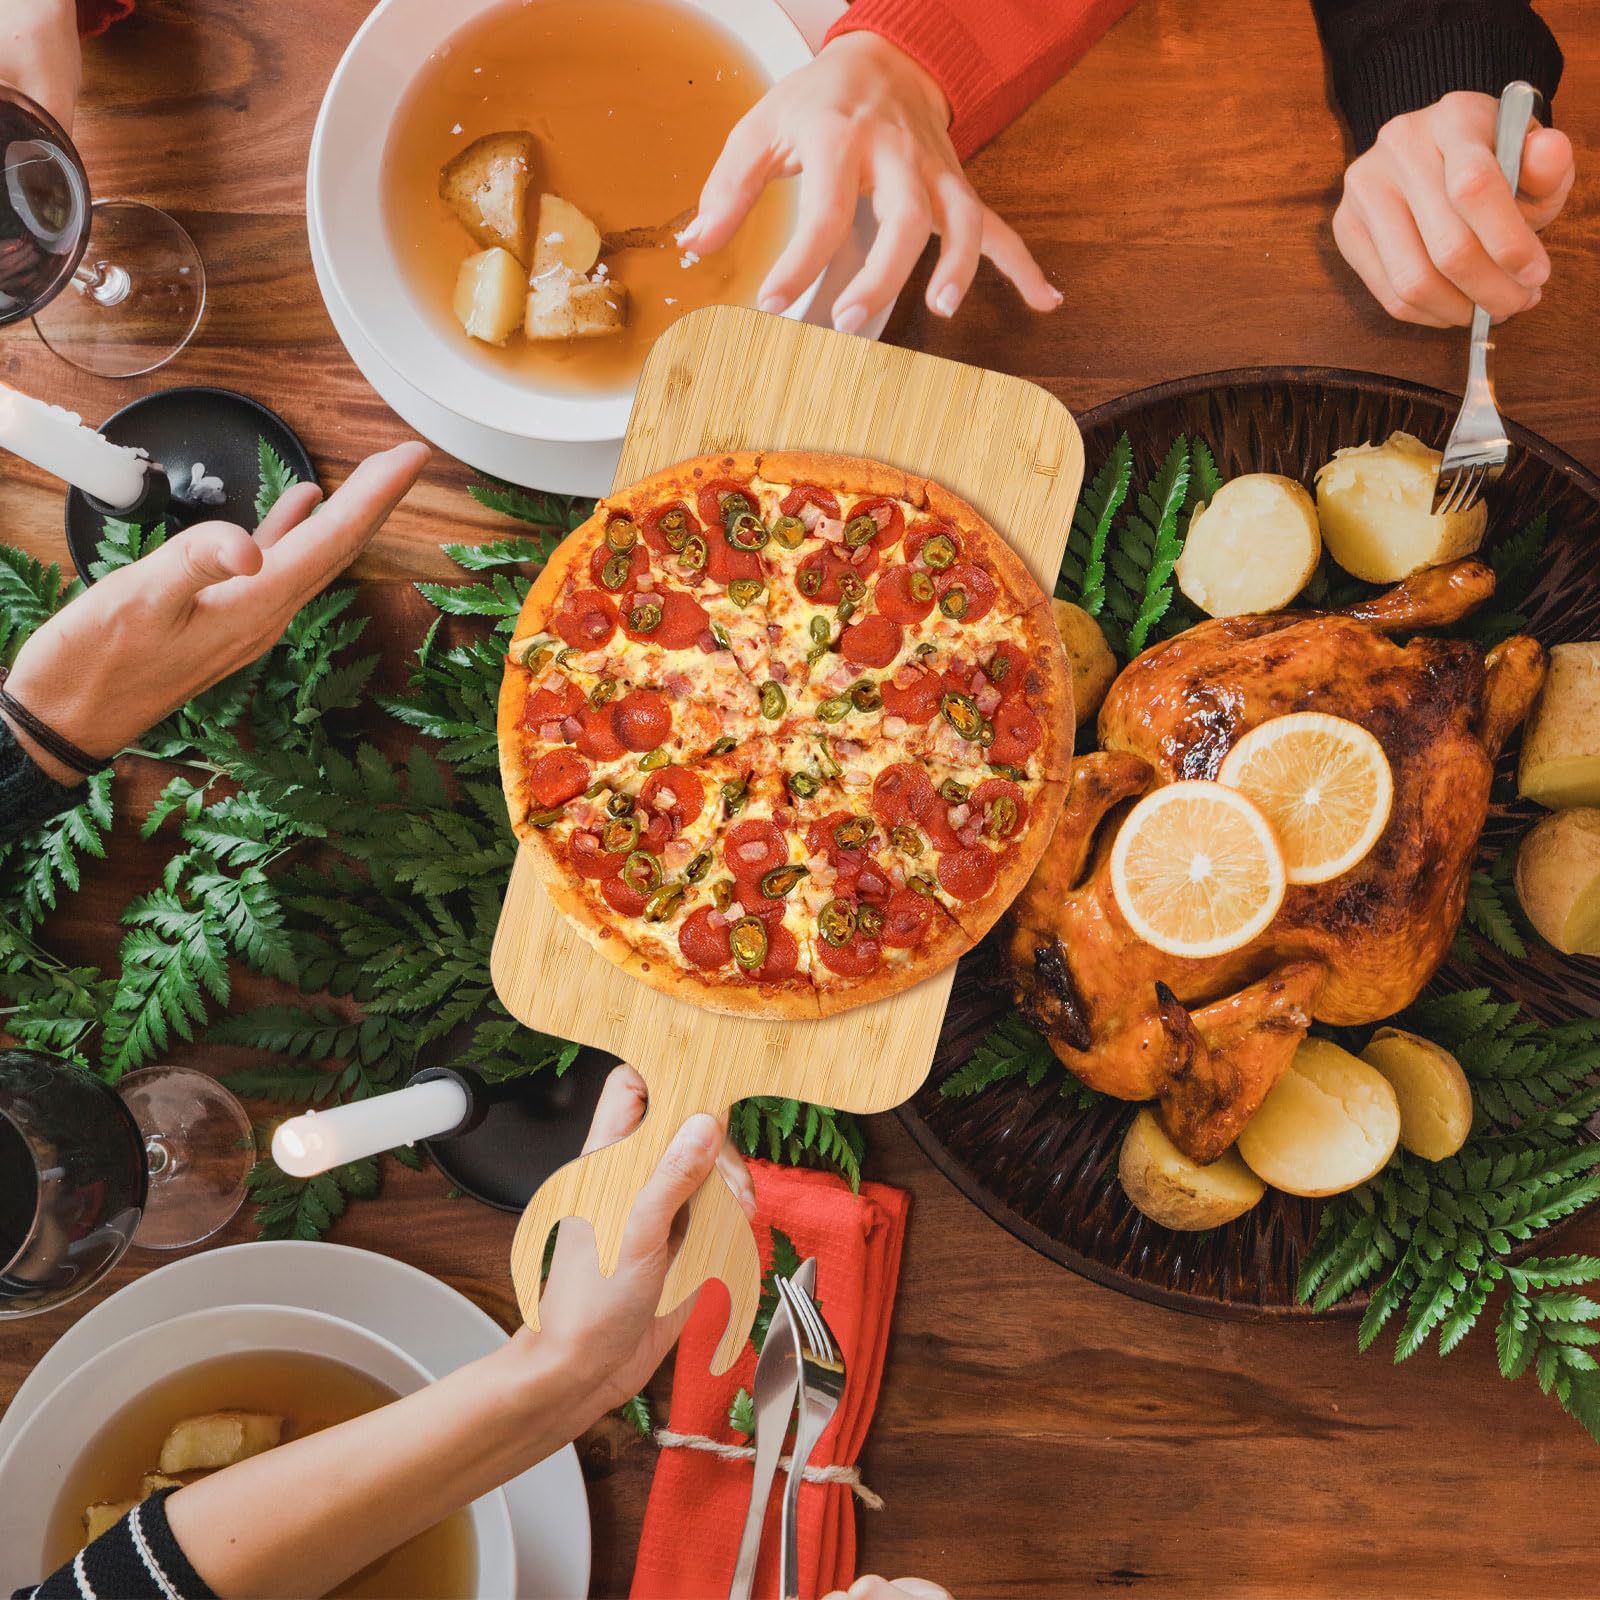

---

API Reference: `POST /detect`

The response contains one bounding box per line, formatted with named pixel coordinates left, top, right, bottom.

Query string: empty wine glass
left=0, top=82, right=204, bottom=377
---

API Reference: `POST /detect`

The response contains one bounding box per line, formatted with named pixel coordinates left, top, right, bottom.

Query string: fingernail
left=672, top=1113, right=721, bottom=1161
left=1045, top=286, right=1064, bottom=309
left=1527, top=286, right=1542, bottom=309
left=758, top=292, right=787, bottom=315
left=933, top=284, right=960, bottom=317
left=833, top=303, right=868, bottom=334
left=1516, top=262, right=1547, bottom=288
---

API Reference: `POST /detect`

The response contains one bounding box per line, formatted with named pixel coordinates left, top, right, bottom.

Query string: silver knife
left=727, top=1255, right=815, bottom=1600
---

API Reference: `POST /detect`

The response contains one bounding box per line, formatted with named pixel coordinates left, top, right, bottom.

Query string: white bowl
left=0, top=1303, right=517, bottom=1599
left=309, top=0, right=818, bottom=446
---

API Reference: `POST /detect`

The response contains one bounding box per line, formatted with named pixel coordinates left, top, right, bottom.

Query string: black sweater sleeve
left=1311, top=0, right=1564, bottom=152
left=15, top=1489, right=218, bottom=1600
left=0, top=718, right=88, bottom=843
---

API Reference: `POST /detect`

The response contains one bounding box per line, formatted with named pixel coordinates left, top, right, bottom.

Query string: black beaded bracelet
left=0, top=669, right=107, bottom=779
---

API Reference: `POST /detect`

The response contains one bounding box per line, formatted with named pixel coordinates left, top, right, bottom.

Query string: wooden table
left=4, top=2, right=1598, bottom=1595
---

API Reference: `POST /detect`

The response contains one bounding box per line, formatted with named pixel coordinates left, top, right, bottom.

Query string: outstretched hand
left=2, top=441, right=429, bottom=781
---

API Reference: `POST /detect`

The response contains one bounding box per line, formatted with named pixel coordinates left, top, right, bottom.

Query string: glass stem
left=72, top=257, right=131, bottom=308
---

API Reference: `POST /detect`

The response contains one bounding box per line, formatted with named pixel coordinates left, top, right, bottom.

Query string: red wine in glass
left=0, top=83, right=205, bottom=376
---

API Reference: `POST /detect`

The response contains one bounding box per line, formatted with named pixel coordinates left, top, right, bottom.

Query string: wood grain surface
left=498, top=305, right=1081, bottom=1370
left=2, top=2, right=1599, bottom=1596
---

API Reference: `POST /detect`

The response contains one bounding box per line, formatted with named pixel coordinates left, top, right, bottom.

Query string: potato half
left=1175, top=474, right=1321, bottom=615
left=84, top=1501, right=137, bottom=1542
left=158, top=1411, right=283, bottom=1474
left=1236, top=1037, right=1400, bottom=1196
left=1118, top=1107, right=1265, bottom=1230
left=1516, top=807, right=1600, bottom=955
left=1361, top=1027, right=1474, bottom=1161
left=1313, top=431, right=1486, bottom=583
left=453, top=247, right=526, bottom=344
left=532, top=194, right=602, bottom=276
left=1518, top=642, right=1600, bottom=809
left=438, top=131, right=537, bottom=262
left=525, top=266, right=627, bottom=339
left=1050, top=598, right=1115, bottom=725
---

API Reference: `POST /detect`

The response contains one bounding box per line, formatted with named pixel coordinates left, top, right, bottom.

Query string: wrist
left=824, top=29, right=951, bottom=129
left=0, top=703, right=85, bottom=786
left=493, top=1330, right=608, bottom=1442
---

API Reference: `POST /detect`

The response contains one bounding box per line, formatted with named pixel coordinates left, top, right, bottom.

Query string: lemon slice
left=1109, top=781, right=1287, bottom=959
left=1217, top=712, right=1393, bottom=885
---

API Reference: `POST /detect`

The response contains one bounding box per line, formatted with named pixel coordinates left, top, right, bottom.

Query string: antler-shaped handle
left=508, top=1064, right=762, bottom=1374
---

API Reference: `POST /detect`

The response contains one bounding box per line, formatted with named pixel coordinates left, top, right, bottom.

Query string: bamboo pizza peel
left=493, top=305, right=1081, bottom=1371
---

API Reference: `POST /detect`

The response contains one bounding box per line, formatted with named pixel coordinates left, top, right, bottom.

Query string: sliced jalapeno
left=730, top=916, right=768, bottom=970
left=843, top=513, right=876, bottom=549
left=589, top=676, right=619, bottom=707
left=989, top=762, right=1025, bottom=780
left=798, top=566, right=823, bottom=597
left=832, top=815, right=872, bottom=850
left=835, top=598, right=856, bottom=626
left=657, top=507, right=689, bottom=551
left=583, top=780, right=607, bottom=800
left=707, top=735, right=738, bottom=756
left=907, top=873, right=937, bottom=896
left=818, top=898, right=858, bottom=947
left=814, top=739, right=842, bottom=779
left=556, top=647, right=579, bottom=666
left=725, top=510, right=769, bottom=551
left=721, top=777, right=748, bottom=816
left=639, top=748, right=669, bottom=771
left=838, top=571, right=866, bottom=603
left=978, top=717, right=996, bottom=748
left=643, top=883, right=686, bottom=922
left=629, top=600, right=662, bottom=634
left=939, top=778, right=970, bottom=804
left=685, top=850, right=712, bottom=883
left=529, top=806, right=564, bottom=828
left=678, top=534, right=708, bottom=574
left=857, top=903, right=886, bottom=937
left=760, top=863, right=809, bottom=898
left=710, top=878, right=736, bottom=914
left=809, top=615, right=831, bottom=645
left=599, top=551, right=632, bottom=590
left=805, top=642, right=829, bottom=667
left=850, top=679, right=881, bottom=713
left=728, top=578, right=764, bottom=608
left=985, top=651, right=1011, bottom=683
left=921, top=532, right=957, bottom=570
left=787, top=770, right=820, bottom=799
left=889, top=822, right=924, bottom=856
left=908, top=571, right=935, bottom=603
left=817, top=695, right=851, bottom=723
left=710, top=622, right=732, bottom=651
left=913, top=641, right=938, bottom=660
left=986, top=795, right=1020, bottom=839
left=622, top=850, right=662, bottom=894
left=771, top=514, right=806, bottom=549
left=515, top=633, right=559, bottom=670
left=760, top=681, right=787, bottom=720
left=940, top=691, right=984, bottom=740
left=938, top=586, right=968, bottom=619
left=719, top=490, right=753, bottom=521
left=604, top=517, right=636, bottom=553
left=601, top=813, right=641, bottom=852
left=606, top=791, right=635, bottom=817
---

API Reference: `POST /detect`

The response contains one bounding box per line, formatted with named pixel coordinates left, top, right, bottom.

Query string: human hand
left=1333, top=90, right=1574, bottom=327
left=823, top=1578, right=953, bottom=1600
left=1, top=441, right=428, bottom=782
left=681, top=30, right=1060, bottom=333
left=531, top=1064, right=757, bottom=1419
left=0, top=0, right=82, bottom=133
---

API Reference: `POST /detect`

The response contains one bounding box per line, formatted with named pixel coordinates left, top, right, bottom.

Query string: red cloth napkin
left=631, top=1160, right=910, bottom=1600
left=77, top=0, right=133, bottom=38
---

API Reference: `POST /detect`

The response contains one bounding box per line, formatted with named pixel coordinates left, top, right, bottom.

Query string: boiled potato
left=1118, top=1107, right=1265, bottom=1230
left=531, top=194, right=602, bottom=276
left=1051, top=598, right=1117, bottom=725
left=452, top=247, right=526, bottom=344
left=1175, top=474, right=1321, bottom=615
left=84, top=1500, right=137, bottom=1541
left=1516, top=807, right=1600, bottom=955
left=438, top=131, right=537, bottom=261
left=1313, top=431, right=1487, bottom=582
left=525, top=267, right=627, bottom=339
left=1361, top=1027, right=1473, bottom=1161
left=158, top=1411, right=283, bottom=1474
left=1236, top=1037, right=1400, bottom=1197
left=1518, top=642, right=1600, bottom=808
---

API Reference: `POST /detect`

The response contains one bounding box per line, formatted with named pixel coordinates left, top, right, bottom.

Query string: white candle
left=0, top=382, right=147, bottom=508
left=271, top=1078, right=470, bottom=1178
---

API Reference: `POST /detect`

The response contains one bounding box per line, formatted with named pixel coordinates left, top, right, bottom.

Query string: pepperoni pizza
left=497, top=451, right=1073, bottom=1018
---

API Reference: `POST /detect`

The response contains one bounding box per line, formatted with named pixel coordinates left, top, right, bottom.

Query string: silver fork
left=774, top=1275, right=846, bottom=1600
left=1432, top=80, right=1542, bottom=516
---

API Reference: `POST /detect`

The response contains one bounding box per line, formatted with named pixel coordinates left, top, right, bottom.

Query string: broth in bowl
left=382, top=0, right=794, bottom=397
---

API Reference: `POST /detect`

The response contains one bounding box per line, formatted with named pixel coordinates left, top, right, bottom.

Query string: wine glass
left=0, top=82, right=204, bottom=377
left=0, top=1050, right=255, bottom=1318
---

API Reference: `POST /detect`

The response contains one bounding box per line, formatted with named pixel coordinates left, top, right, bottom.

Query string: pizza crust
left=756, top=450, right=928, bottom=510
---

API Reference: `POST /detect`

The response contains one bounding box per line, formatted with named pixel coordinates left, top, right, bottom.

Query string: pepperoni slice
left=638, top=813, right=673, bottom=856
left=640, top=767, right=706, bottom=832
left=678, top=907, right=732, bottom=969
left=983, top=641, right=1033, bottom=700
left=855, top=859, right=893, bottom=901
left=905, top=518, right=962, bottom=565
left=744, top=921, right=799, bottom=982
left=589, top=543, right=649, bottom=590
left=874, top=565, right=936, bottom=624
left=526, top=749, right=589, bottom=808
left=818, top=931, right=882, bottom=977
left=936, top=561, right=998, bottom=624
left=601, top=873, right=650, bottom=917
left=847, top=496, right=905, bottom=552
left=882, top=887, right=934, bottom=948
left=707, top=536, right=763, bottom=586
left=553, top=589, right=618, bottom=649
left=879, top=667, right=942, bottom=725
left=780, top=484, right=840, bottom=520
left=796, top=546, right=880, bottom=606
left=970, top=778, right=1028, bottom=844
left=938, top=844, right=998, bottom=901
left=696, top=478, right=751, bottom=529
left=989, top=700, right=1044, bottom=767
left=724, top=818, right=787, bottom=876
left=640, top=500, right=701, bottom=557
left=524, top=677, right=585, bottom=728
left=804, top=811, right=879, bottom=867
left=920, top=801, right=965, bottom=851
left=575, top=703, right=626, bottom=762
left=840, top=614, right=903, bottom=669
left=613, top=689, right=672, bottom=752
left=625, top=589, right=710, bottom=649
left=569, top=829, right=624, bottom=880
left=871, top=762, right=935, bottom=827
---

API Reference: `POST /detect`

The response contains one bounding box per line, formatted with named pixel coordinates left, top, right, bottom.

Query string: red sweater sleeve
left=77, top=0, right=133, bottom=38
left=825, top=0, right=1138, bottom=159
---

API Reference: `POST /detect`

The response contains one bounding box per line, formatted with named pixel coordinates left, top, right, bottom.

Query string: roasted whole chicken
left=1006, top=560, right=1546, bottom=1163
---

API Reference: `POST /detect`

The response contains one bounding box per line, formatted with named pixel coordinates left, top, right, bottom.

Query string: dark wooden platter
left=898, top=365, right=1600, bottom=1320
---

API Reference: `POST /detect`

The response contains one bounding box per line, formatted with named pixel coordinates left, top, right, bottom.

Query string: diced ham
left=559, top=715, right=583, bottom=741
left=538, top=720, right=564, bottom=741
left=665, top=672, right=694, bottom=695
left=737, top=840, right=769, bottom=863
left=804, top=851, right=831, bottom=873
left=969, top=671, right=986, bottom=694
left=770, top=661, right=790, bottom=684
left=768, top=623, right=784, bottom=640
left=849, top=544, right=873, bottom=565
left=891, top=663, right=926, bottom=690
left=636, top=573, right=655, bottom=592
left=573, top=650, right=610, bottom=672
left=651, top=789, right=677, bottom=812
left=774, top=805, right=796, bottom=828
left=707, top=909, right=730, bottom=928
left=539, top=670, right=567, bottom=692
left=975, top=684, right=1002, bottom=715
left=817, top=516, right=846, bottom=544
left=834, top=739, right=865, bottom=759
left=725, top=900, right=745, bottom=920
left=663, top=838, right=695, bottom=868
left=947, top=803, right=971, bottom=829
left=826, top=662, right=855, bottom=691
left=842, top=771, right=871, bottom=791
left=858, top=863, right=890, bottom=897
left=869, top=503, right=893, bottom=529
left=798, top=502, right=823, bottom=531
left=959, top=820, right=982, bottom=846
left=883, top=715, right=909, bottom=737
left=889, top=860, right=907, bottom=887
left=697, top=630, right=718, bottom=653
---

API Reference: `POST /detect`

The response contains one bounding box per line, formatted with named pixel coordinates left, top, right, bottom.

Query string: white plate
left=306, top=0, right=895, bottom=497
left=0, top=1242, right=590, bottom=1600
